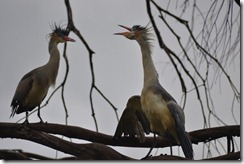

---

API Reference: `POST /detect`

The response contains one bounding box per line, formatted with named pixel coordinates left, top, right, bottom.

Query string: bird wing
left=151, top=84, right=193, bottom=159
left=135, top=108, right=151, bottom=134
left=128, top=95, right=151, bottom=134
left=10, top=70, right=34, bottom=116
left=113, top=106, right=146, bottom=143
left=167, top=100, right=193, bottom=159
left=114, top=95, right=150, bottom=143
left=150, top=84, right=177, bottom=103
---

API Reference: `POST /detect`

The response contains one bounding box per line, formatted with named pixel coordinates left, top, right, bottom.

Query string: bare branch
left=0, top=122, right=239, bottom=148
left=0, top=122, right=239, bottom=160
left=64, top=0, right=119, bottom=131
left=0, top=123, right=131, bottom=160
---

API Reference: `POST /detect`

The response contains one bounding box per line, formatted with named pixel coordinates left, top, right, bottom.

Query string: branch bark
left=0, top=123, right=131, bottom=160
left=1, top=149, right=240, bottom=160
left=0, top=123, right=239, bottom=147
left=0, top=122, right=239, bottom=160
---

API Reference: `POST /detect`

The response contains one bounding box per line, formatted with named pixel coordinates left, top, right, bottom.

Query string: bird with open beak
left=114, top=24, right=193, bottom=159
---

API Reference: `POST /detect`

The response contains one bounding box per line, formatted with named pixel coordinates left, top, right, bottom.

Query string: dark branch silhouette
left=4, top=0, right=240, bottom=160
left=0, top=122, right=240, bottom=160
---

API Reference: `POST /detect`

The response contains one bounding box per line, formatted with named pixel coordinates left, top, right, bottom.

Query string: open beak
left=63, top=36, right=75, bottom=42
left=114, top=24, right=132, bottom=36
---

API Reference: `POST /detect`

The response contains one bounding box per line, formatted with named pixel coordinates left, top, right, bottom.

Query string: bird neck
left=137, top=40, right=159, bottom=88
left=47, top=39, right=60, bottom=86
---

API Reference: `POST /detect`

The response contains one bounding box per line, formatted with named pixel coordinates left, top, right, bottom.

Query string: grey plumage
left=115, top=24, right=193, bottom=159
left=10, top=25, right=75, bottom=124
left=114, top=95, right=150, bottom=143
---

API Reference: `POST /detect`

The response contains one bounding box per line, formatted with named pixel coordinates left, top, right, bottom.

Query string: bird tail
left=167, top=101, right=194, bottom=159
left=179, top=131, right=194, bottom=160
left=10, top=108, right=16, bottom=118
left=10, top=99, right=18, bottom=118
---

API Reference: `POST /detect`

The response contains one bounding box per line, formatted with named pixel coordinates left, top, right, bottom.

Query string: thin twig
left=61, top=42, right=69, bottom=125
left=64, top=0, right=119, bottom=131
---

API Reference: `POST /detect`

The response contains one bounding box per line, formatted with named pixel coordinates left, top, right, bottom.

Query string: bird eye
left=58, top=33, right=65, bottom=38
left=132, top=25, right=145, bottom=31
left=132, top=25, right=140, bottom=31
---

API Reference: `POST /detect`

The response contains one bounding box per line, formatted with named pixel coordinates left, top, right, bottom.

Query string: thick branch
left=189, top=125, right=240, bottom=144
left=1, top=149, right=239, bottom=160
left=204, top=151, right=240, bottom=160
left=0, top=122, right=239, bottom=148
left=0, top=122, right=239, bottom=160
left=0, top=150, right=53, bottom=160
left=148, top=151, right=240, bottom=160
left=0, top=123, right=131, bottom=160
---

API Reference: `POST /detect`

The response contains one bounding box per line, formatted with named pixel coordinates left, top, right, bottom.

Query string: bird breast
left=23, top=77, right=49, bottom=108
left=141, top=88, right=176, bottom=137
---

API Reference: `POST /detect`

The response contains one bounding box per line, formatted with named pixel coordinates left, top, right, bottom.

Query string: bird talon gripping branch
left=21, top=119, right=29, bottom=126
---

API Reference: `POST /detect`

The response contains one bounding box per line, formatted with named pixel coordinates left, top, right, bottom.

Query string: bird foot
left=39, top=120, right=48, bottom=124
left=141, top=152, right=152, bottom=160
left=21, top=119, right=29, bottom=125
left=141, top=154, right=152, bottom=160
left=141, top=145, right=154, bottom=160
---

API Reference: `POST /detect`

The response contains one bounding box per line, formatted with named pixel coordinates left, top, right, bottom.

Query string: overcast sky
left=0, top=0, right=240, bottom=160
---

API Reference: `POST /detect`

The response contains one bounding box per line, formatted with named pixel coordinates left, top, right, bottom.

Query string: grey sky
left=0, top=0, right=240, bottom=160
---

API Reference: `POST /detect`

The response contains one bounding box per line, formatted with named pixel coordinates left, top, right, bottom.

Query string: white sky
left=0, top=0, right=240, bottom=160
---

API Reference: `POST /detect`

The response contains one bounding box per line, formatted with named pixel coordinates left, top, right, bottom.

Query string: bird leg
left=37, top=106, right=44, bottom=123
left=167, top=136, right=174, bottom=156
left=142, top=133, right=157, bottom=159
left=170, top=143, right=173, bottom=156
left=22, top=110, right=29, bottom=125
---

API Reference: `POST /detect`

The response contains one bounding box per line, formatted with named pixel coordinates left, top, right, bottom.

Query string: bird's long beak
left=118, top=25, right=132, bottom=31
left=114, top=24, right=132, bottom=36
left=63, top=36, right=75, bottom=42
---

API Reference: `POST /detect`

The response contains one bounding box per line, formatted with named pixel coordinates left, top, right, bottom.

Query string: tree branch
left=0, top=122, right=239, bottom=160
left=0, top=122, right=239, bottom=148
left=64, top=0, right=119, bottom=131
left=0, top=123, right=131, bottom=160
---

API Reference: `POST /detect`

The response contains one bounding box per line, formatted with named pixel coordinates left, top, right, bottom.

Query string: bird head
left=49, top=24, right=75, bottom=43
left=114, top=24, right=153, bottom=42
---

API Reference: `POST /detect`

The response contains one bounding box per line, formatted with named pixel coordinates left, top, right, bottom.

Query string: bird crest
left=133, top=22, right=153, bottom=40
left=48, top=22, right=69, bottom=38
left=132, top=23, right=154, bottom=54
left=115, top=22, right=154, bottom=54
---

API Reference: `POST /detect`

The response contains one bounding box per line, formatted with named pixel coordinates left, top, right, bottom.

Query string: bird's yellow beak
left=114, top=24, right=132, bottom=36
left=63, top=36, right=75, bottom=42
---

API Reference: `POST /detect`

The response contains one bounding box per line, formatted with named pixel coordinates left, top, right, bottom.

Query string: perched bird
left=115, top=24, right=193, bottom=159
left=113, top=95, right=150, bottom=143
left=10, top=24, right=75, bottom=124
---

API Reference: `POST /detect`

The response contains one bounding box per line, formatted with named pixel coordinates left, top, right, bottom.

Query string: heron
left=114, top=95, right=150, bottom=143
left=10, top=24, right=75, bottom=124
left=115, top=24, right=193, bottom=159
